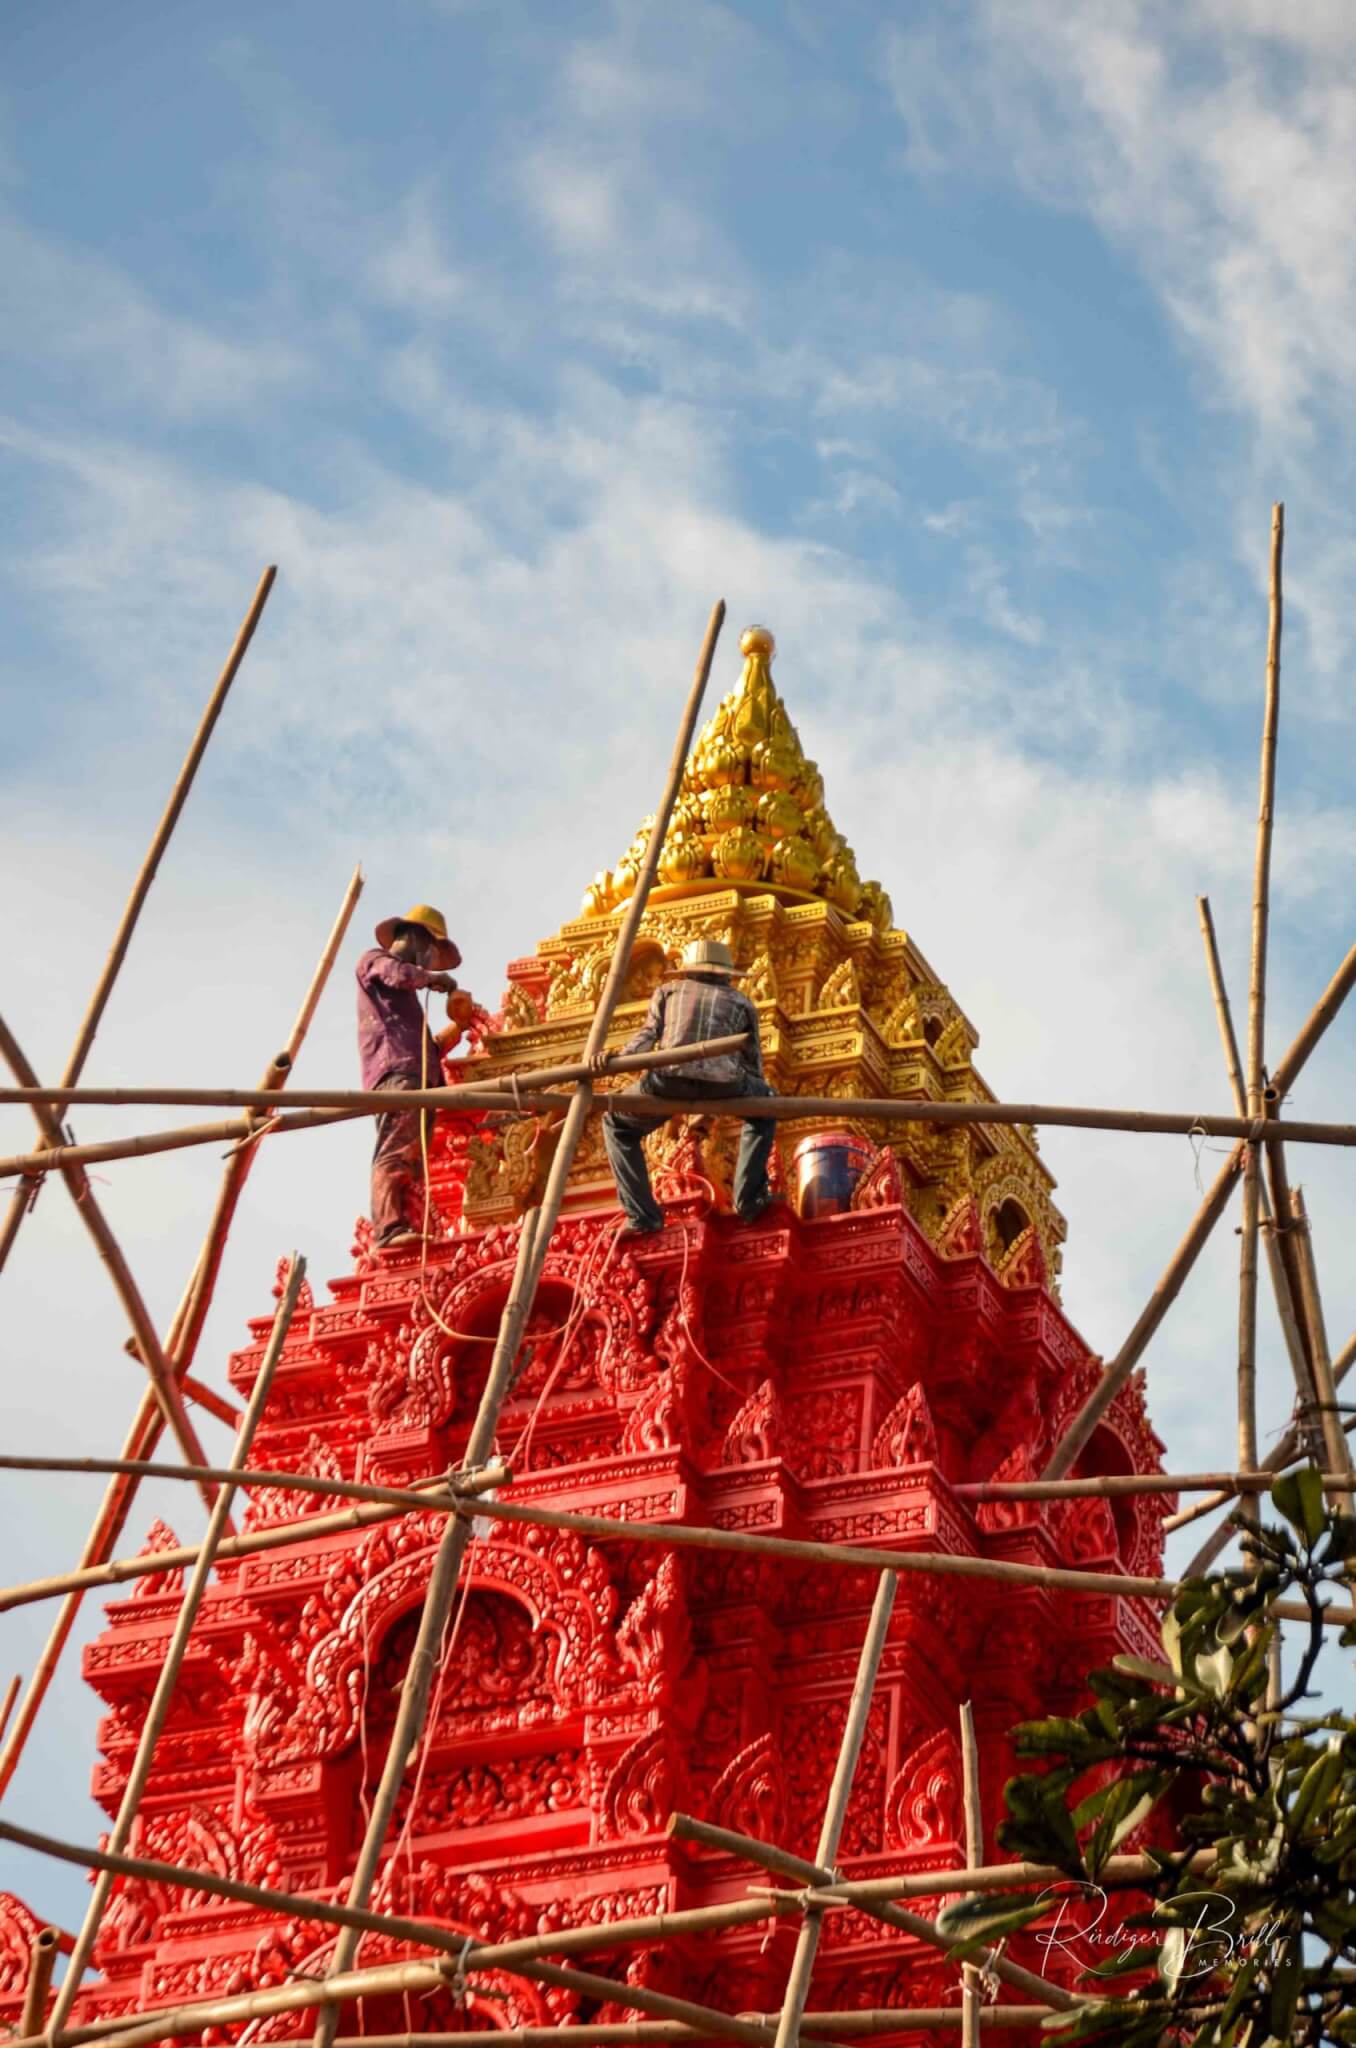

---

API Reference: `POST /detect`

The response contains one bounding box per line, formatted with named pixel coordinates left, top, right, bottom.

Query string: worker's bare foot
left=378, top=1228, right=427, bottom=1252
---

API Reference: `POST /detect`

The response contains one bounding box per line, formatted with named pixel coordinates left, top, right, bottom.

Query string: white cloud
left=0, top=214, right=303, bottom=421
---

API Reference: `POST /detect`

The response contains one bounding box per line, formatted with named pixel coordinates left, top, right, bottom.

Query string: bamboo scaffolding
left=13, top=1088, right=1356, bottom=1185
left=667, top=1814, right=1083, bottom=2013
left=0, top=1673, right=19, bottom=1746
left=310, top=600, right=728, bottom=2048
left=7, top=541, right=1356, bottom=2048
left=0, top=869, right=362, bottom=1802
left=0, top=567, right=276, bottom=1279
left=773, top=1572, right=897, bottom=2048
left=4, top=1469, right=1353, bottom=1628
left=0, top=1811, right=793, bottom=1996
left=1040, top=935, right=1356, bottom=1480
left=47, top=1257, right=306, bottom=2036
left=0, top=1012, right=219, bottom=1518
left=959, top=1702, right=982, bottom=2048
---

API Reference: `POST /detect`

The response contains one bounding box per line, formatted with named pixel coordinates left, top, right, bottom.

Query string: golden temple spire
left=584, top=625, right=893, bottom=931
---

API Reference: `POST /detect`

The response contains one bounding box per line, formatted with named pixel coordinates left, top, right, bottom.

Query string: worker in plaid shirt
left=595, top=939, right=776, bottom=1235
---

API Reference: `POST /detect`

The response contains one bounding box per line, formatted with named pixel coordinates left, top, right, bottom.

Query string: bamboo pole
left=20, top=1929, right=59, bottom=2039
left=16, top=1090, right=1356, bottom=1182
left=0, top=568, right=276, bottom=1278
left=0, top=1034, right=749, bottom=1119
left=606, top=1813, right=1219, bottom=1906
left=330, top=2019, right=1057, bottom=2045
left=0, top=869, right=362, bottom=1802
left=1041, top=938, right=1356, bottom=1480
left=47, top=1256, right=305, bottom=2035
left=4, top=1469, right=1353, bottom=1629
left=311, top=601, right=727, bottom=2048
left=74, top=1959, right=453, bottom=2048
left=0, top=1032, right=753, bottom=1179
left=959, top=1702, right=982, bottom=2048
left=1288, top=1189, right=1355, bottom=1512
left=1237, top=513, right=1285, bottom=1490
left=0, top=1673, right=19, bottom=1745
left=0, top=1013, right=219, bottom=1518
left=1237, top=512, right=1284, bottom=1504
left=772, top=1571, right=897, bottom=2048
left=1248, top=506, right=1284, bottom=1109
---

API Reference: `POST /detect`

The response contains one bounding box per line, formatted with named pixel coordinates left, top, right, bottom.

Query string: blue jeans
left=602, top=1070, right=776, bottom=1230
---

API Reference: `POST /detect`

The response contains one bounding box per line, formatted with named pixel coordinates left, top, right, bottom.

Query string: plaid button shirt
left=621, top=972, right=763, bottom=1085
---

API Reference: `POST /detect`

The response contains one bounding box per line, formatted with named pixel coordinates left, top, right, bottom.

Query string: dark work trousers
left=602, top=1069, right=775, bottom=1231
left=370, top=1071, right=430, bottom=1244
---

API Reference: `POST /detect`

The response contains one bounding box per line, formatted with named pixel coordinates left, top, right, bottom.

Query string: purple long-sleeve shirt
left=356, top=947, right=444, bottom=1090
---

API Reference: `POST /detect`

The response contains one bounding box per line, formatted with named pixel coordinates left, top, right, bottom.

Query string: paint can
left=791, top=1133, right=875, bottom=1220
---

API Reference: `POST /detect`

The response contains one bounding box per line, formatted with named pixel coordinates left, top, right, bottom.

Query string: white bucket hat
left=678, top=938, right=740, bottom=978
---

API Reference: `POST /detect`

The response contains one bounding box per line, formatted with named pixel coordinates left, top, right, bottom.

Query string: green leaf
left=1271, top=1468, right=1326, bottom=1547
left=1267, top=1932, right=1302, bottom=2038
left=1194, top=1642, right=1235, bottom=1698
left=934, top=1889, right=1048, bottom=1954
left=1285, top=1735, right=1343, bottom=1839
left=1111, top=1654, right=1177, bottom=1689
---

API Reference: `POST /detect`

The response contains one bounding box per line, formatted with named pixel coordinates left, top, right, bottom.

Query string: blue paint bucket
left=791, top=1133, right=875, bottom=1219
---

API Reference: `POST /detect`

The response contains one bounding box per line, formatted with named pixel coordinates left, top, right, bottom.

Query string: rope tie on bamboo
left=1186, top=1115, right=1209, bottom=1190
left=450, top=1935, right=474, bottom=2012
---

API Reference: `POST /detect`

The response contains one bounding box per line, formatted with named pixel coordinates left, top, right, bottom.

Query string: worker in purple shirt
left=356, top=904, right=462, bottom=1250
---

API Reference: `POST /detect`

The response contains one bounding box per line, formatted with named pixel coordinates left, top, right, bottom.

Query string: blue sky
left=4, top=0, right=1356, bottom=1923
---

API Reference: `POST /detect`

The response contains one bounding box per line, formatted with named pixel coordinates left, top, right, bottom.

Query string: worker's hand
left=587, top=1051, right=613, bottom=1076
left=426, top=972, right=458, bottom=995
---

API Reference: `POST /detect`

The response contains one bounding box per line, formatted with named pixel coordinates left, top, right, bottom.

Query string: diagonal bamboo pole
left=47, top=1256, right=305, bottom=2035
left=0, top=567, right=276, bottom=1278
left=0, top=1012, right=218, bottom=1515
left=959, top=1701, right=982, bottom=2048
left=772, top=1571, right=897, bottom=2048
left=310, top=600, right=727, bottom=2048
left=0, top=867, right=363, bottom=1803
left=1042, top=936, right=1356, bottom=1479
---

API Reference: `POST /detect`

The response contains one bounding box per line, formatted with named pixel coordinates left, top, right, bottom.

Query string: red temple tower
left=0, top=625, right=1171, bottom=2037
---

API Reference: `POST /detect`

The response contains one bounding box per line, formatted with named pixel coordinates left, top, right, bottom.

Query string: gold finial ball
left=740, top=624, right=775, bottom=659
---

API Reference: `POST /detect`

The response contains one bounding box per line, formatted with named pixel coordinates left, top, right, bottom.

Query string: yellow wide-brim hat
left=374, top=903, right=462, bottom=970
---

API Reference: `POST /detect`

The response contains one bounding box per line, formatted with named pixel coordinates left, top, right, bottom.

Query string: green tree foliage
left=938, top=1473, right=1356, bottom=2045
